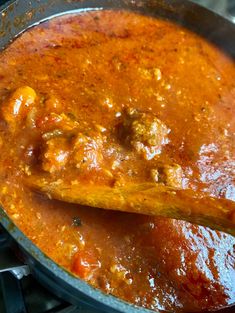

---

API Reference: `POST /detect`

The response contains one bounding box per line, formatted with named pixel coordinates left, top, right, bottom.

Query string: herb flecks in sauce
left=0, top=10, right=234, bottom=313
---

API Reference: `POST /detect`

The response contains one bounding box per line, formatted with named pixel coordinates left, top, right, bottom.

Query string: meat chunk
left=122, top=109, right=170, bottom=160
left=40, top=123, right=104, bottom=173
left=156, top=163, right=183, bottom=188
left=72, top=133, right=104, bottom=170
left=41, top=137, right=70, bottom=173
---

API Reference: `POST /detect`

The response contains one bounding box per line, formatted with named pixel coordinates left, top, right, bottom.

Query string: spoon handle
left=27, top=177, right=235, bottom=236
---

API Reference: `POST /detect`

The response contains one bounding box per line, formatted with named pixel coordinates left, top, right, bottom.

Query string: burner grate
left=0, top=270, right=98, bottom=313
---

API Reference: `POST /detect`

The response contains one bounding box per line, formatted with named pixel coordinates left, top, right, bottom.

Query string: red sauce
left=0, top=10, right=234, bottom=312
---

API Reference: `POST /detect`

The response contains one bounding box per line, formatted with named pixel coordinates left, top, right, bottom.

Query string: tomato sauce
left=0, top=10, right=234, bottom=312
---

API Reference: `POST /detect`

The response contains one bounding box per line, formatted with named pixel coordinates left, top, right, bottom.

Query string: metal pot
left=0, top=1, right=234, bottom=312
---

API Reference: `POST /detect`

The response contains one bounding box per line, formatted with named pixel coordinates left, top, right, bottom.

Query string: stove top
left=0, top=1, right=234, bottom=313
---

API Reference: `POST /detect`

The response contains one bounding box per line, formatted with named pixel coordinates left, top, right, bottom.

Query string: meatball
left=41, top=131, right=104, bottom=173
left=122, top=109, right=170, bottom=160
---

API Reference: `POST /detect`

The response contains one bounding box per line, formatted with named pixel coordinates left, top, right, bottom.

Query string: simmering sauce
left=0, top=10, right=234, bottom=312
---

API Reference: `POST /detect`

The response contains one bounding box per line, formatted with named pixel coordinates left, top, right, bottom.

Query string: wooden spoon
left=27, top=175, right=235, bottom=236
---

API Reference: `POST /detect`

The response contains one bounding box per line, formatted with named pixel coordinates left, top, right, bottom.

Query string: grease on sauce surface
left=0, top=10, right=234, bottom=312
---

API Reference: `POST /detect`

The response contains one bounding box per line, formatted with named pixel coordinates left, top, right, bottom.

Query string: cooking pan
left=0, top=0, right=234, bottom=312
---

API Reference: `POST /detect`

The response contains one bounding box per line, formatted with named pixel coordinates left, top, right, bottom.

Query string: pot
left=0, top=1, right=234, bottom=312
